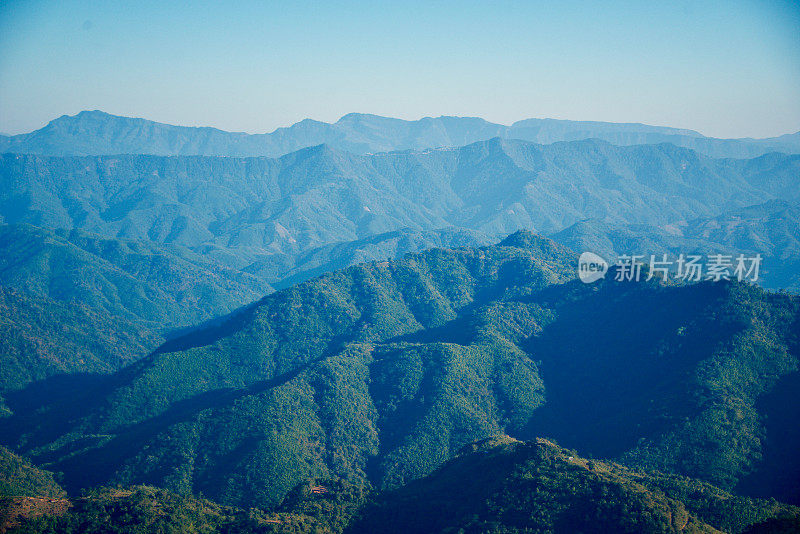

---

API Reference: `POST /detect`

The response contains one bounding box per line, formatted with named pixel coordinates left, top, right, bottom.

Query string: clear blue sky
left=1, top=0, right=798, bottom=138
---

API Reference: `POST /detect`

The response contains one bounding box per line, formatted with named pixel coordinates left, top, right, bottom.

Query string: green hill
left=0, top=286, right=160, bottom=417
left=0, top=232, right=576, bottom=507
left=3, top=232, right=797, bottom=511
left=0, top=224, right=271, bottom=331
left=352, top=436, right=799, bottom=533
left=6, top=439, right=797, bottom=533
left=264, top=226, right=492, bottom=290
left=0, top=446, right=64, bottom=499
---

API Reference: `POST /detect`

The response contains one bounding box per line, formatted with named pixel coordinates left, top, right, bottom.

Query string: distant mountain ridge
left=2, top=138, right=798, bottom=300
left=2, top=110, right=798, bottom=158
left=2, top=140, right=797, bottom=266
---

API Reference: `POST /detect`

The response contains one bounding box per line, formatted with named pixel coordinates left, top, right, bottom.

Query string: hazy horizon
left=1, top=0, right=799, bottom=139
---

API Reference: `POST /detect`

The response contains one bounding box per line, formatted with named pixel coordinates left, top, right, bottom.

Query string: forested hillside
left=0, top=224, right=271, bottom=330
left=5, top=439, right=798, bottom=533
left=353, top=436, right=800, bottom=534
left=0, top=286, right=160, bottom=417
left=0, top=446, right=64, bottom=499
left=2, top=232, right=796, bottom=512
left=1, top=140, right=797, bottom=281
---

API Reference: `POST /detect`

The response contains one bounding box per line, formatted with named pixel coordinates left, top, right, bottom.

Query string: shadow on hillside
left=157, top=298, right=263, bottom=354
left=38, top=355, right=324, bottom=494
left=736, top=371, right=800, bottom=505
left=0, top=373, right=117, bottom=451
left=521, top=279, right=737, bottom=458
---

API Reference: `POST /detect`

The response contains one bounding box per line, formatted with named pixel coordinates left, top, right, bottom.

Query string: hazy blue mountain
left=3, top=233, right=797, bottom=509
left=666, top=200, right=800, bottom=290
left=1, top=110, right=798, bottom=158
left=551, top=200, right=800, bottom=291
left=512, top=118, right=800, bottom=158
left=665, top=199, right=800, bottom=256
left=552, top=218, right=717, bottom=261
left=1, top=140, right=797, bottom=270
left=266, top=226, right=494, bottom=290
left=0, top=224, right=272, bottom=331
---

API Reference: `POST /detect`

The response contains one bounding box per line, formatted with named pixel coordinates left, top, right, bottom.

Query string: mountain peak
left=285, top=142, right=342, bottom=161
left=43, top=110, right=135, bottom=133
left=76, top=109, right=113, bottom=118
left=51, top=110, right=117, bottom=124
left=498, top=230, right=567, bottom=254
left=336, top=112, right=387, bottom=123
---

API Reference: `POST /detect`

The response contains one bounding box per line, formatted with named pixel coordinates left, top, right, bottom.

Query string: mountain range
left=2, top=140, right=798, bottom=265
left=1, top=109, right=799, bottom=533
left=2, top=137, right=798, bottom=299
left=2, top=110, right=799, bottom=159
left=2, top=233, right=797, bottom=516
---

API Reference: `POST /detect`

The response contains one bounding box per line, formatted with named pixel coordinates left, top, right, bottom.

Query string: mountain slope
left=0, top=233, right=577, bottom=507
left=266, top=226, right=493, bottom=290
left=2, top=140, right=797, bottom=268
left=0, top=446, right=64, bottom=499
left=5, top=445, right=798, bottom=534
left=0, top=286, right=160, bottom=417
left=2, top=232, right=797, bottom=510
left=1, top=485, right=305, bottom=534
left=6, top=441, right=797, bottom=534
left=2, top=111, right=798, bottom=158
left=0, top=223, right=493, bottom=335
left=522, top=276, right=799, bottom=497
left=352, top=436, right=799, bottom=534
left=0, top=224, right=271, bottom=331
